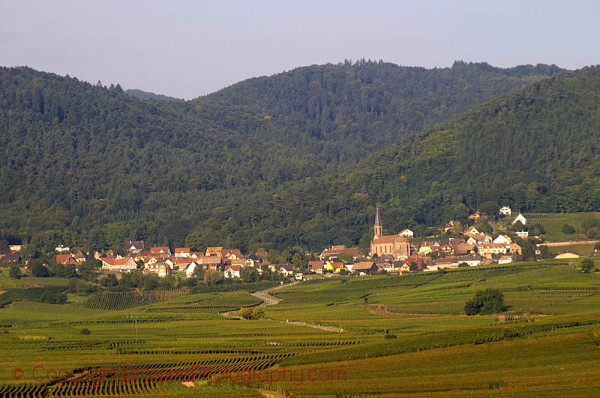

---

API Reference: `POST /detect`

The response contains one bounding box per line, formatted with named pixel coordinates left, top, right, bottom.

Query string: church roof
left=374, top=207, right=381, bottom=227
left=372, top=235, right=408, bottom=244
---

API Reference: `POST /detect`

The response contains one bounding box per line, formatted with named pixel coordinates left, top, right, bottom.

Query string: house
left=186, top=262, right=202, bottom=278
left=370, top=208, right=410, bottom=259
left=198, top=255, right=222, bottom=269
left=55, top=244, right=70, bottom=252
left=172, top=257, right=196, bottom=271
left=56, top=254, right=82, bottom=268
left=508, top=243, right=522, bottom=256
left=100, top=257, right=138, bottom=272
left=224, top=265, right=241, bottom=278
left=279, top=264, right=295, bottom=277
left=150, top=247, right=171, bottom=256
left=222, top=248, right=243, bottom=260
left=512, top=213, right=527, bottom=226
left=399, top=229, right=414, bottom=239
left=464, top=226, right=480, bottom=237
left=493, top=235, right=512, bottom=245
left=515, top=231, right=529, bottom=239
left=435, top=257, right=459, bottom=269
left=1, top=252, right=21, bottom=263
left=403, top=256, right=430, bottom=270
left=468, top=211, right=483, bottom=222
left=555, top=251, right=580, bottom=259
left=124, top=240, right=144, bottom=253
left=244, top=256, right=260, bottom=268
left=477, top=243, right=508, bottom=259
left=205, top=247, right=223, bottom=257
left=189, top=251, right=204, bottom=259
left=9, top=245, right=23, bottom=252
left=383, top=261, right=404, bottom=273
left=145, top=260, right=171, bottom=277
left=418, top=243, right=433, bottom=256
left=174, top=248, right=191, bottom=258
left=444, top=221, right=455, bottom=233
left=350, top=261, right=379, bottom=275
left=498, top=255, right=513, bottom=264
left=308, top=260, right=324, bottom=274
left=399, top=263, right=411, bottom=273
left=320, top=245, right=362, bottom=260
left=499, top=206, right=512, bottom=217
left=467, top=234, right=493, bottom=245
left=590, top=248, right=600, bottom=257
left=457, top=255, right=482, bottom=267
left=453, top=243, right=476, bottom=256
left=325, top=259, right=347, bottom=274
left=295, top=273, right=304, bottom=281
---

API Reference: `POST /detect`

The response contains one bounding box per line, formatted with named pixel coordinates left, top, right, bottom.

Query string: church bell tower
left=374, top=207, right=382, bottom=239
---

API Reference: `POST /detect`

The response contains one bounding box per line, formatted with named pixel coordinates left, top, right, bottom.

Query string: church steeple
left=374, top=207, right=382, bottom=239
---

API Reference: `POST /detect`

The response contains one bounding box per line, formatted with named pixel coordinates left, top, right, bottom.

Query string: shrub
left=9, top=265, right=21, bottom=279
left=31, top=263, right=49, bottom=277
left=561, top=224, right=576, bottom=234
left=80, top=327, right=91, bottom=335
left=465, top=289, right=506, bottom=315
left=239, top=307, right=265, bottom=320
left=581, top=259, right=595, bottom=273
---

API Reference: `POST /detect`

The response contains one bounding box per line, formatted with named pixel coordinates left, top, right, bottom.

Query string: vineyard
left=1, top=259, right=600, bottom=397
left=525, top=212, right=600, bottom=242
left=79, top=289, right=190, bottom=310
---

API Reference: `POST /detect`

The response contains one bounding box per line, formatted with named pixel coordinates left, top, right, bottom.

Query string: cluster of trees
left=465, top=289, right=506, bottom=315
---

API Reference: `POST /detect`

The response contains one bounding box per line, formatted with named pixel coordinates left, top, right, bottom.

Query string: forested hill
left=0, top=62, right=565, bottom=252
left=124, top=89, right=181, bottom=102
left=226, top=65, right=600, bottom=251
left=197, top=60, right=563, bottom=163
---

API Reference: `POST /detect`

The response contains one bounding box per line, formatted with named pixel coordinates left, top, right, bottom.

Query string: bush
left=581, top=259, right=595, bottom=273
left=80, top=327, right=91, bottom=335
left=239, top=307, right=265, bottom=320
left=31, top=263, right=50, bottom=277
left=465, top=289, right=506, bottom=315
left=9, top=265, right=21, bottom=279
left=561, top=224, right=576, bottom=234
left=40, top=291, right=67, bottom=304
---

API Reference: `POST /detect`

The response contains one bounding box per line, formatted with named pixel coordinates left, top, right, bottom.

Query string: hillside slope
left=206, top=66, right=600, bottom=251
left=0, top=63, right=564, bottom=250
left=199, top=60, right=563, bottom=163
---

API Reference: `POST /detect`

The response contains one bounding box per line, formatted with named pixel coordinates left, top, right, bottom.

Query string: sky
left=1, top=0, right=599, bottom=100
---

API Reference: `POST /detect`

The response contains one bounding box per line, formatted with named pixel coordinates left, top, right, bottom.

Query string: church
left=370, top=208, right=411, bottom=259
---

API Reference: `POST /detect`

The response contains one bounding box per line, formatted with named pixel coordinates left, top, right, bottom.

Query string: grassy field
left=1, top=260, right=600, bottom=397
left=547, top=243, right=596, bottom=257
left=525, top=212, right=600, bottom=242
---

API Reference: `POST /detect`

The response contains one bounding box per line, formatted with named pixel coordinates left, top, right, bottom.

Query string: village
left=3, top=206, right=577, bottom=282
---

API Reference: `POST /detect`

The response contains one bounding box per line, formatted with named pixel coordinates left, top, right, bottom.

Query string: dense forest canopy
left=2, top=61, right=591, bottom=254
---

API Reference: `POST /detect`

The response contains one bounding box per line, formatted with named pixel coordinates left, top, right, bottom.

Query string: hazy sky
left=1, top=0, right=599, bottom=99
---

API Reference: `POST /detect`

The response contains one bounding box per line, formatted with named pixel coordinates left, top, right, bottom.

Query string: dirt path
left=539, top=240, right=600, bottom=247
left=251, top=283, right=291, bottom=306
left=362, top=303, right=445, bottom=317
left=222, top=283, right=343, bottom=332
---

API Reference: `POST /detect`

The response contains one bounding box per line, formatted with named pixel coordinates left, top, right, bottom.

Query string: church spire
left=374, top=207, right=382, bottom=238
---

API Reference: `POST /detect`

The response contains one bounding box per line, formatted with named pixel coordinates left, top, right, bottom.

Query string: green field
left=1, top=260, right=600, bottom=397
left=525, top=212, right=600, bottom=242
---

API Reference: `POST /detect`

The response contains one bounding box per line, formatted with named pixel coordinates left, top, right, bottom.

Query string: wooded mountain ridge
left=3, top=61, right=593, bottom=254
